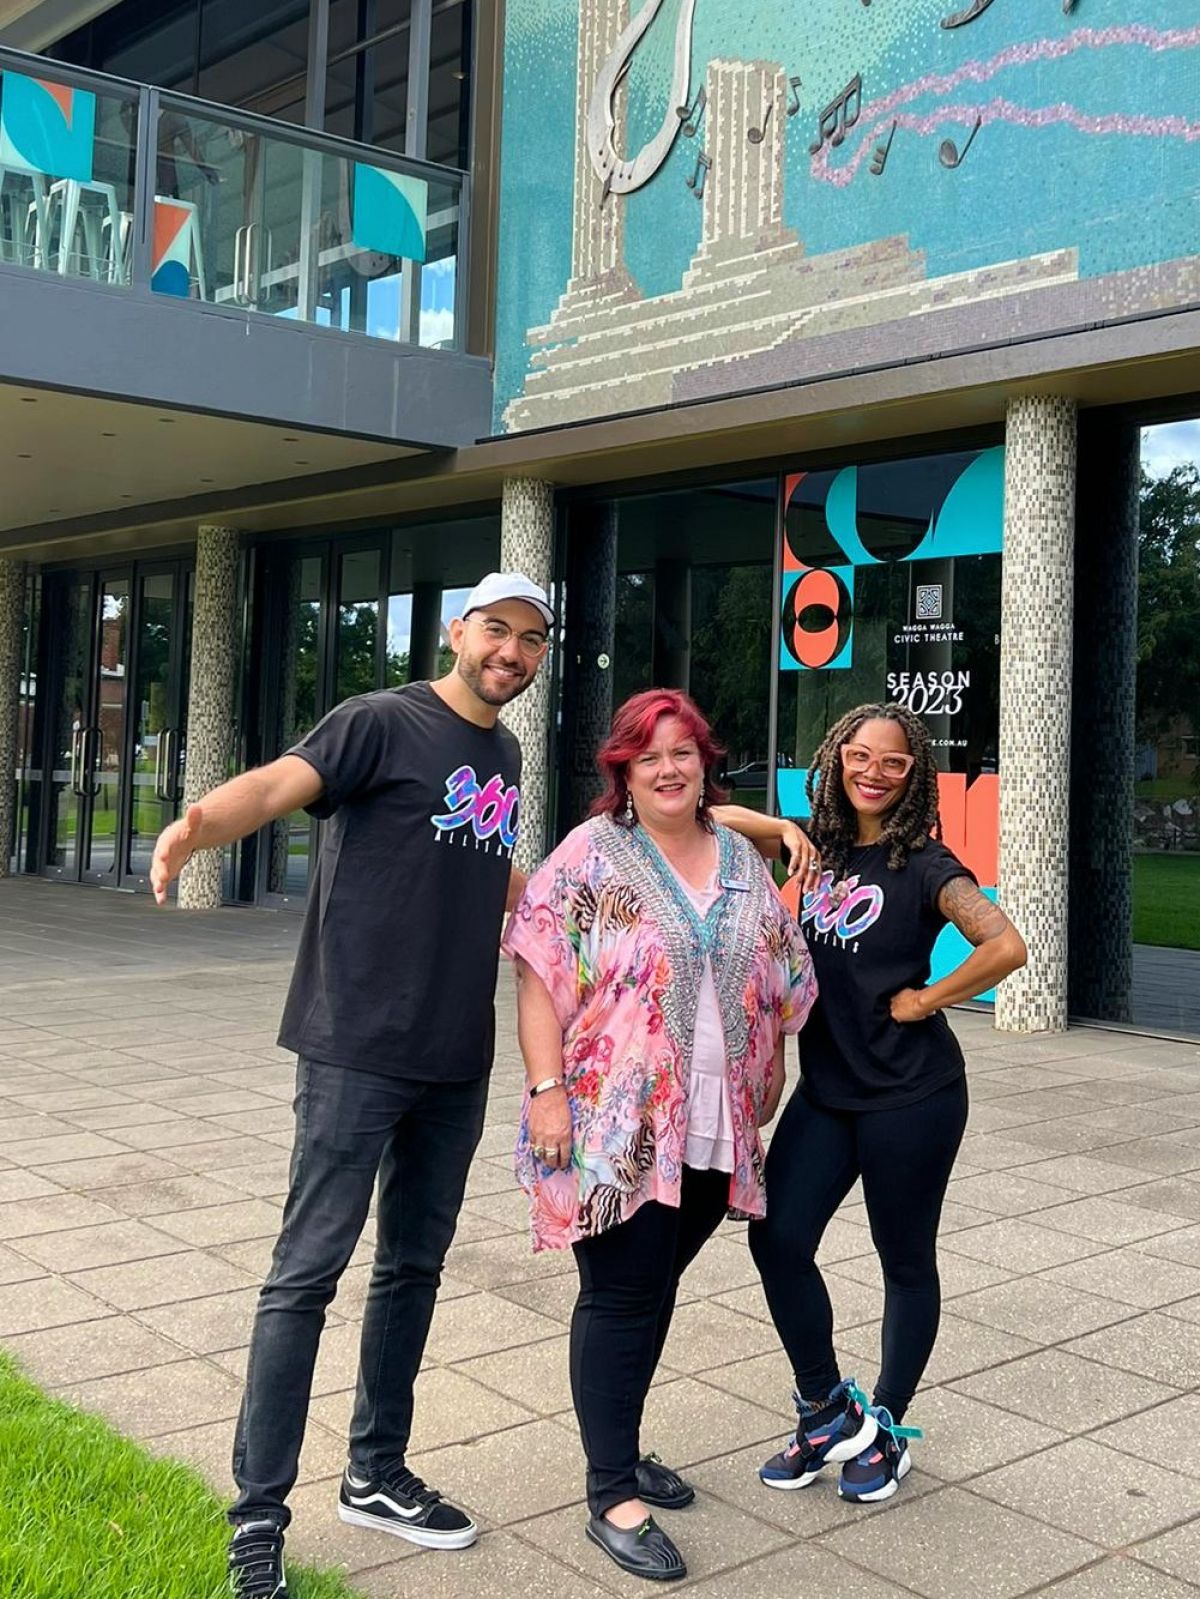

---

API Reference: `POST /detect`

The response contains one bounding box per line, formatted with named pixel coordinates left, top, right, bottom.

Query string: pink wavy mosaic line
left=811, top=23, right=1200, bottom=186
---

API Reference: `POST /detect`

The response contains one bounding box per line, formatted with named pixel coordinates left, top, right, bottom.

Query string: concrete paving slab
left=1064, top=1312, right=1200, bottom=1388
left=946, top=1276, right=1134, bottom=1344
left=1033, top=1556, right=1200, bottom=1599
left=970, top=1436, right=1200, bottom=1548
left=818, top=1486, right=1098, bottom=1599
left=1131, top=1519, right=1200, bottom=1586
left=950, top=1348, right=1179, bottom=1429
left=3, top=1315, right=189, bottom=1385
left=350, top=1531, right=613, bottom=1599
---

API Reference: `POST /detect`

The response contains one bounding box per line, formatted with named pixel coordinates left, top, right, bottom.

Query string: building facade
left=1, top=0, right=1198, bottom=1037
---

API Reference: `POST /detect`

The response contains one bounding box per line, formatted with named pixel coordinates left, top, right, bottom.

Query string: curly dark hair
left=805, top=702, right=941, bottom=881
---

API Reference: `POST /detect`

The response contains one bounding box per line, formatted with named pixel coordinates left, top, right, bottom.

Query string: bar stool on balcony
left=43, top=176, right=124, bottom=281
left=0, top=164, right=49, bottom=268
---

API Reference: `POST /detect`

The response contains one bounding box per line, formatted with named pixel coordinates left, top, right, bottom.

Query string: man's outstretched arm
left=150, top=755, right=325, bottom=905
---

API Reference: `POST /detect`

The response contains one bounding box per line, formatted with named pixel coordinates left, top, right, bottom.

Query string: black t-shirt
left=277, top=682, right=521, bottom=1079
left=794, top=836, right=974, bottom=1111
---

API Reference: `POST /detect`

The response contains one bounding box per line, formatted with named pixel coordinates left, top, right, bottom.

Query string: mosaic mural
left=495, top=0, right=1200, bottom=431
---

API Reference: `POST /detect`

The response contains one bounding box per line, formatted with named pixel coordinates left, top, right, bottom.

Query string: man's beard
left=456, top=652, right=531, bottom=706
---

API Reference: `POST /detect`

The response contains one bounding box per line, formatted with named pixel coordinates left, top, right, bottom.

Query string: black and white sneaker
left=338, top=1466, right=478, bottom=1550
left=228, top=1519, right=288, bottom=1598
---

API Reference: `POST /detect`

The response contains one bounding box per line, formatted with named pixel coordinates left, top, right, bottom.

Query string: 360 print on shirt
left=801, top=870, right=884, bottom=952
left=431, top=764, right=520, bottom=855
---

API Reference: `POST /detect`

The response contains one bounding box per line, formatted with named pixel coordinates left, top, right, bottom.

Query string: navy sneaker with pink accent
left=838, top=1406, right=921, bottom=1503
left=759, top=1379, right=877, bottom=1491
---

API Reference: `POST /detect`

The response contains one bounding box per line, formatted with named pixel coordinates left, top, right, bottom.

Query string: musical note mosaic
left=495, top=0, right=1200, bottom=433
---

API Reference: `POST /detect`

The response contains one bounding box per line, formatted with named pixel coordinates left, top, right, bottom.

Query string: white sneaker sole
left=824, top=1410, right=879, bottom=1465
left=337, top=1502, right=479, bottom=1550
left=760, top=1409, right=879, bottom=1490
left=838, top=1446, right=912, bottom=1503
left=760, top=1466, right=823, bottom=1491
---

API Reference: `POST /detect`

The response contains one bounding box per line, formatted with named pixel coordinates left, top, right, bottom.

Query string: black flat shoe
left=636, top=1455, right=696, bottom=1509
left=585, top=1514, right=687, bottom=1581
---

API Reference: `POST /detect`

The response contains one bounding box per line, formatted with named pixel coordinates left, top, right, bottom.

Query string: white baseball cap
left=462, top=571, right=555, bottom=630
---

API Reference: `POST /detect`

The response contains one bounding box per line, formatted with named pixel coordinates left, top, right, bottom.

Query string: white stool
left=0, top=165, right=49, bottom=268
left=45, top=178, right=123, bottom=281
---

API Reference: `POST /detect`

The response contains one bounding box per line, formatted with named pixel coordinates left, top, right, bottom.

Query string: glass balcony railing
left=0, top=47, right=468, bottom=351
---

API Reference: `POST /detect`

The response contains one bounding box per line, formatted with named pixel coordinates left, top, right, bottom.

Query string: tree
left=1137, top=464, right=1200, bottom=739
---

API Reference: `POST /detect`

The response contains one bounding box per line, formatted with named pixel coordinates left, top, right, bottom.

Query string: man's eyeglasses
left=840, top=744, right=915, bottom=781
left=473, top=616, right=550, bottom=658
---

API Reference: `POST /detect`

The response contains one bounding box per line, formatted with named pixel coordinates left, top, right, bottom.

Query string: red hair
left=591, top=689, right=729, bottom=826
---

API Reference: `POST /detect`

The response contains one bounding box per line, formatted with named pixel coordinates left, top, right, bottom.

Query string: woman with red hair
left=502, top=689, right=815, bottom=1582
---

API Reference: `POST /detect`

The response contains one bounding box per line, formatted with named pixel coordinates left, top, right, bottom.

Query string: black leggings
left=749, top=1075, right=968, bottom=1422
left=570, top=1167, right=730, bottom=1517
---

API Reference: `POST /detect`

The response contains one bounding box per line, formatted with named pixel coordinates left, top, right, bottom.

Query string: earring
left=624, top=790, right=635, bottom=824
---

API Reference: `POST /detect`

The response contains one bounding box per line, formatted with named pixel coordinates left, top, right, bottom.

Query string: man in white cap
left=150, top=573, right=554, bottom=1598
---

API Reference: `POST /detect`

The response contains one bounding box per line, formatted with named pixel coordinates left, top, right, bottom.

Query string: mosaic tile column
left=996, top=396, right=1078, bottom=1033
left=1069, top=417, right=1139, bottom=1022
left=179, top=526, right=240, bottom=910
left=500, top=479, right=555, bottom=873
left=0, top=559, right=25, bottom=878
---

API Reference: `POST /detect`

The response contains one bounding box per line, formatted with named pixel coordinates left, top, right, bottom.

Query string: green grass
left=1132, top=852, right=1200, bottom=951
left=0, top=1351, right=360, bottom=1599
left=1135, top=777, right=1198, bottom=803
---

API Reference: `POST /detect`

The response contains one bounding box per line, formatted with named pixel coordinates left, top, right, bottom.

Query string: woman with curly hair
left=748, top=702, right=1026, bottom=1503
left=502, top=688, right=816, bottom=1581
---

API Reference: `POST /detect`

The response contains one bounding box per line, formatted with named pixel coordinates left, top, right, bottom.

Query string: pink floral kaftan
left=502, top=816, right=817, bottom=1251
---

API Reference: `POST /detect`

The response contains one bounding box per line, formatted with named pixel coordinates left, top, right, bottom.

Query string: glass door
left=42, top=574, right=96, bottom=882
left=80, top=573, right=131, bottom=884
left=123, top=565, right=194, bottom=891
left=260, top=548, right=327, bottom=904
left=255, top=536, right=388, bottom=907
left=38, top=561, right=193, bottom=890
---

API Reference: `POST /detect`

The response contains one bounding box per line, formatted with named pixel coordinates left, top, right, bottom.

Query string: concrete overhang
left=4, top=300, right=1199, bottom=564
left=0, top=1, right=120, bottom=52
left=0, top=265, right=492, bottom=457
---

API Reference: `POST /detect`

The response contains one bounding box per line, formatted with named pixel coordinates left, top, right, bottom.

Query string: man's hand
left=528, top=1086, right=572, bottom=1171
left=890, top=988, right=929, bottom=1024
left=150, top=804, right=204, bottom=906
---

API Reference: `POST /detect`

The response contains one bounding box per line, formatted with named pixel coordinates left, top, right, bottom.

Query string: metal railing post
left=129, top=84, right=158, bottom=293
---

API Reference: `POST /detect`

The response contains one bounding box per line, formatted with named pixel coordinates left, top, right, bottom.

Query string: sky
left=1142, top=420, right=1200, bottom=479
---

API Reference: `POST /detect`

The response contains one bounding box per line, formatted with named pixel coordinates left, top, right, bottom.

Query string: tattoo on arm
left=938, top=876, right=1011, bottom=946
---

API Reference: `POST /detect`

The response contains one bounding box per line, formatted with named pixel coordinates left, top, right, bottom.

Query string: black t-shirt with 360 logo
left=794, top=836, right=974, bottom=1111
left=278, top=682, right=521, bottom=1080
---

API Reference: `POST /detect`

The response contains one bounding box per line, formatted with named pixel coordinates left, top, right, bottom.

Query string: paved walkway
left=1, top=877, right=1199, bottom=1599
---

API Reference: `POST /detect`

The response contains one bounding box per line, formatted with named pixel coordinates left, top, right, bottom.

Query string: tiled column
left=0, top=559, right=24, bottom=878
left=1069, top=417, right=1139, bottom=1022
left=500, top=478, right=555, bottom=873
left=996, top=396, right=1078, bottom=1033
left=179, top=526, right=240, bottom=910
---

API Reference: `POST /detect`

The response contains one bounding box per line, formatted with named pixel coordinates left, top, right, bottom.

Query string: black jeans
left=230, top=1056, right=488, bottom=1527
left=570, top=1166, right=731, bottom=1518
left=748, top=1075, right=968, bottom=1422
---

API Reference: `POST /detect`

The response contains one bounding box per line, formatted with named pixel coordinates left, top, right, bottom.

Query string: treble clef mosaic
left=586, top=0, right=697, bottom=197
